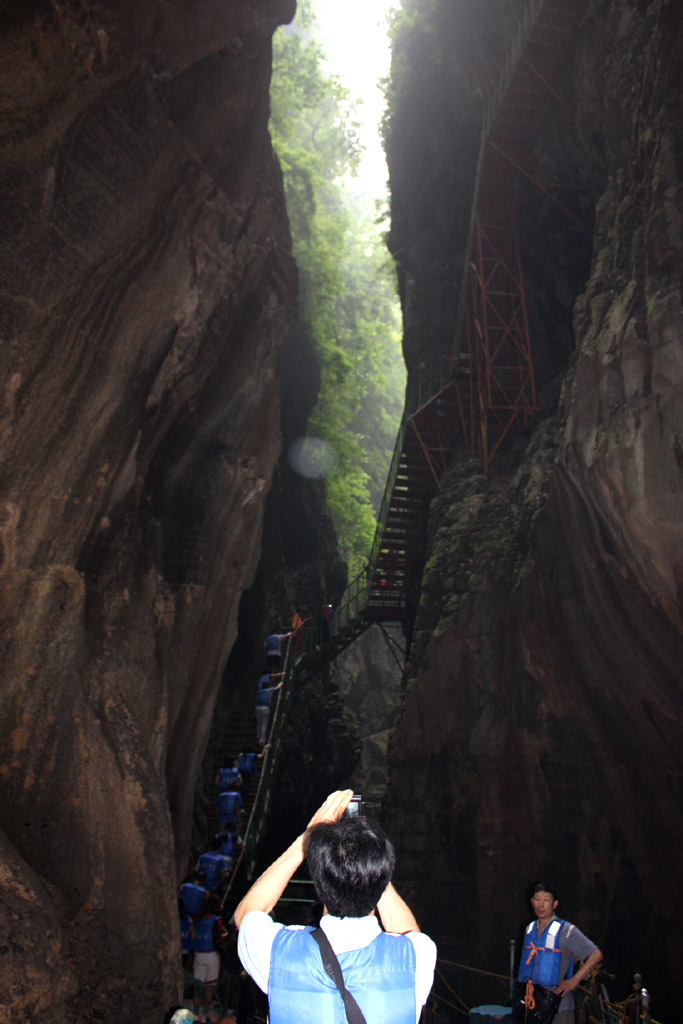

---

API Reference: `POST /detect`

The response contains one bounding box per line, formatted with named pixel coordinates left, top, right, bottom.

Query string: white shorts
left=193, top=950, right=220, bottom=984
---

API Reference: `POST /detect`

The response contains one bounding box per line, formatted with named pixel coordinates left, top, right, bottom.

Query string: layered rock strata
left=0, top=1, right=296, bottom=1020
left=384, top=0, right=682, bottom=1017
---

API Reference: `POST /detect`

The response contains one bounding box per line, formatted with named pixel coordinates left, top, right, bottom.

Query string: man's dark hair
left=306, top=818, right=395, bottom=917
left=531, top=881, right=559, bottom=900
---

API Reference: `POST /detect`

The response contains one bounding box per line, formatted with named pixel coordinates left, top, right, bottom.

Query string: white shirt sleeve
left=405, top=931, right=438, bottom=1018
left=236, top=911, right=286, bottom=993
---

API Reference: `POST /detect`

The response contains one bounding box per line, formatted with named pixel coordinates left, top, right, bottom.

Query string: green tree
left=271, top=1, right=405, bottom=578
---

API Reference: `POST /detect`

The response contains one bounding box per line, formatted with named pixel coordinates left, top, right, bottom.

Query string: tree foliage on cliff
left=271, top=2, right=405, bottom=579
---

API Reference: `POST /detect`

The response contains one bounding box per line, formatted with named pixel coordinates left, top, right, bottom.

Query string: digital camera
left=343, top=794, right=366, bottom=819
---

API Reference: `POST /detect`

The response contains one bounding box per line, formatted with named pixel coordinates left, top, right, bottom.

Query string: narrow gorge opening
left=0, top=2, right=680, bottom=1023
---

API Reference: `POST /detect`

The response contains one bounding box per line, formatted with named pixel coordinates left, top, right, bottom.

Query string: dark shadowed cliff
left=383, top=0, right=682, bottom=1018
left=0, top=1, right=296, bottom=1020
left=1, top=0, right=681, bottom=1021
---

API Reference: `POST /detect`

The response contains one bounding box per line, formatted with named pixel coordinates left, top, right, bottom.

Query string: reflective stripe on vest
left=217, top=793, right=240, bottom=818
left=518, top=919, right=574, bottom=986
left=218, top=768, right=239, bottom=790
left=268, top=926, right=417, bottom=1024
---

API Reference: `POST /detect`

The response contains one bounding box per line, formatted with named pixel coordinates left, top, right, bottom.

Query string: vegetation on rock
left=271, top=0, right=405, bottom=577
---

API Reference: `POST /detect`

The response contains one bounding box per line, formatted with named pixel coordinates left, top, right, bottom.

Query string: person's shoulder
left=403, top=930, right=436, bottom=949
left=403, top=931, right=437, bottom=964
left=239, top=911, right=285, bottom=939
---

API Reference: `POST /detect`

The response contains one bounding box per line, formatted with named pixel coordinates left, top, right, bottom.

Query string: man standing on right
left=518, top=882, right=603, bottom=1023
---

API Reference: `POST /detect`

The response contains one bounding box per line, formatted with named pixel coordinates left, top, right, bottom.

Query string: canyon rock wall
left=0, top=1, right=296, bottom=1020
left=384, top=0, right=682, bottom=1017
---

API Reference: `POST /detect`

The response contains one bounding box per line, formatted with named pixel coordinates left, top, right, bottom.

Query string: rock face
left=0, top=1, right=296, bottom=1020
left=384, top=0, right=682, bottom=1017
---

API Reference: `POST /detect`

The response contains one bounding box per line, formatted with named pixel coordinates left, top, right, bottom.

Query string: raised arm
left=232, top=789, right=353, bottom=929
left=376, top=882, right=421, bottom=934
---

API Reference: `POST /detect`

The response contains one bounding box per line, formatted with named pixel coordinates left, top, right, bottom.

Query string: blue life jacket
left=256, top=687, right=273, bottom=707
left=193, top=914, right=222, bottom=953
left=239, top=752, right=257, bottom=773
left=218, top=767, right=240, bottom=791
left=216, top=791, right=241, bottom=821
left=180, top=913, right=193, bottom=952
left=265, top=634, right=281, bottom=654
left=197, top=851, right=226, bottom=890
left=216, top=832, right=240, bottom=858
left=181, top=882, right=207, bottom=915
left=268, top=926, right=417, bottom=1024
left=518, top=919, right=574, bottom=986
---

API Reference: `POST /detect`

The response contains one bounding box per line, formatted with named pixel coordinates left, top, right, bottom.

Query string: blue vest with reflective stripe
left=268, top=926, right=417, bottom=1024
left=193, top=914, right=221, bottom=952
left=197, top=851, right=226, bottom=890
left=217, top=791, right=241, bottom=820
left=218, top=767, right=240, bottom=791
left=518, top=918, right=574, bottom=986
left=180, top=913, right=193, bottom=952
left=238, top=752, right=256, bottom=773
left=217, top=832, right=239, bottom=858
left=181, top=882, right=207, bottom=915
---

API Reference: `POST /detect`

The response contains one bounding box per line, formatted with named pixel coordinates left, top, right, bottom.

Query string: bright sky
left=311, top=0, right=396, bottom=199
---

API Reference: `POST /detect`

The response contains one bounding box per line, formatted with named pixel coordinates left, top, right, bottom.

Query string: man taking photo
left=234, top=789, right=436, bottom=1023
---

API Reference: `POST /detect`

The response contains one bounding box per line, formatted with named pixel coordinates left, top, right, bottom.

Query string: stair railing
left=222, top=635, right=296, bottom=895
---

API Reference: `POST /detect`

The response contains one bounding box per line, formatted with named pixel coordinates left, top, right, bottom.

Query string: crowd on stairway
left=166, top=605, right=363, bottom=1022
left=170, top=621, right=294, bottom=1023
left=167, top=614, right=609, bottom=1024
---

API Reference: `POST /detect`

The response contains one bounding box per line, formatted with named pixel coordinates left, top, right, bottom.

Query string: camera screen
left=343, top=795, right=365, bottom=819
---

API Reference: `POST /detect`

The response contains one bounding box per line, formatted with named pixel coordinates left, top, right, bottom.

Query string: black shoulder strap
left=310, top=927, right=368, bottom=1024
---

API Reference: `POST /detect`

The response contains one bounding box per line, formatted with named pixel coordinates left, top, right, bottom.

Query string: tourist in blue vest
left=192, top=894, right=226, bottom=1023
left=518, top=882, right=603, bottom=1023
left=178, top=899, right=194, bottom=969
left=216, top=824, right=243, bottom=874
left=216, top=783, right=243, bottom=831
left=196, top=837, right=231, bottom=893
left=179, top=868, right=209, bottom=921
left=234, top=789, right=437, bottom=1024
left=264, top=628, right=294, bottom=670
left=255, top=671, right=283, bottom=745
left=237, top=746, right=268, bottom=798
left=215, top=757, right=242, bottom=793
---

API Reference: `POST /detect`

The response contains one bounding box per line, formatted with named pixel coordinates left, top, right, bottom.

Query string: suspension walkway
left=220, top=0, right=592, bottom=893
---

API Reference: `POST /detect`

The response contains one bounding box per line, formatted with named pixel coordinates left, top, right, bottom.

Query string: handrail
left=222, top=636, right=296, bottom=899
